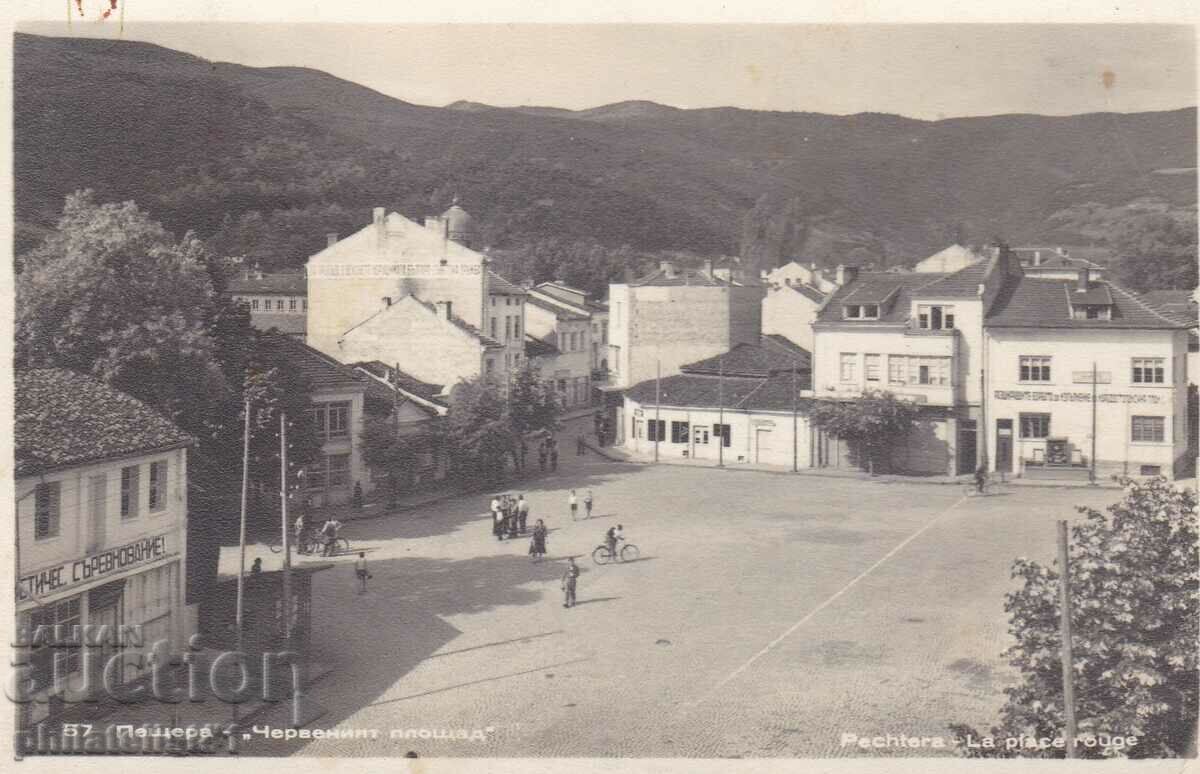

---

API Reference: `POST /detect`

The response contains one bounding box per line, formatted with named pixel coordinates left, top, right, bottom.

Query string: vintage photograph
left=7, top=12, right=1199, bottom=764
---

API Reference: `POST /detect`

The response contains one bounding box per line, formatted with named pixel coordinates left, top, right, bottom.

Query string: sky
left=15, top=22, right=1198, bottom=120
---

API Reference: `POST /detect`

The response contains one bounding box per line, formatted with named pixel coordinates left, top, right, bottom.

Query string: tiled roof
left=630, top=265, right=763, bottom=287
left=986, top=276, right=1192, bottom=330
left=16, top=369, right=193, bottom=477
left=226, top=273, right=306, bottom=295
left=681, top=336, right=810, bottom=378
left=624, top=371, right=813, bottom=412
left=816, top=272, right=948, bottom=324
left=1068, top=284, right=1114, bottom=306
left=353, top=366, right=446, bottom=417
left=257, top=333, right=367, bottom=392
left=410, top=299, right=504, bottom=348
left=1140, top=290, right=1199, bottom=325
left=1014, top=247, right=1109, bottom=269
left=487, top=271, right=526, bottom=296
left=913, top=260, right=991, bottom=298
left=351, top=361, right=444, bottom=402
left=787, top=283, right=828, bottom=303
left=526, top=293, right=589, bottom=321
left=525, top=334, right=559, bottom=359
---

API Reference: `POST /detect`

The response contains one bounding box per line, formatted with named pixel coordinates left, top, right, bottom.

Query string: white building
left=525, top=287, right=594, bottom=411
left=15, top=369, right=194, bottom=728
left=226, top=269, right=307, bottom=338
left=911, top=244, right=987, bottom=274
left=984, top=270, right=1193, bottom=480
left=622, top=335, right=813, bottom=467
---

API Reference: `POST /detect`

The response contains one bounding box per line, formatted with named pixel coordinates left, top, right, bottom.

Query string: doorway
left=87, top=474, right=106, bottom=554
left=754, top=428, right=773, bottom=463
left=956, top=420, right=978, bottom=474
left=996, top=419, right=1013, bottom=473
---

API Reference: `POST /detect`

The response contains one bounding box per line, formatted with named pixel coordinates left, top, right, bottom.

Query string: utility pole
left=717, top=354, right=725, bottom=467
left=1090, top=361, right=1098, bottom=484
left=280, top=412, right=293, bottom=642
left=654, top=359, right=661, bottom=463
left=792, top=357, right=799, bottom=472
left=233, top=398, right=251, bottom=730
left=1057, top=520, right=1078, bottom=758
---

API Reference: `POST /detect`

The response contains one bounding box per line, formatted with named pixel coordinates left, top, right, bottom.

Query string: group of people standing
left=490, top=493, right=550, bottom=561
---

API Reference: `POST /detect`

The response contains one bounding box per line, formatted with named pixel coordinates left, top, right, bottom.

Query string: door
left=755, top=428, right=773, bottom=464
left=88, top=474, right=107, bottom=553
left=956, top=420, right=978, bottom=474
left=996, top=419, right=1013, bottom=473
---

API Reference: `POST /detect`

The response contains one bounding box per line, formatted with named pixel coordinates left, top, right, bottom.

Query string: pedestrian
left=352, top=481, right=364, bottom=510
left=519, top=441, right=528, bottom=472
left=584, top=488, right=593, bottom=519
left=550, top=444, right=559, bottom=471
left=251, top=557, right=263, bottom=575
left=320, top=518, right=343, bottom=556
left=293, top=513, right=306, bottom=554
left=561, top=557, right=580, bottom=608
left=538, top=445, right=547, bottom=472
left=493, top=504, right=505, bottom=541
left=529, top=519, right=548, bottom=562
left=568, top=489, right=578, bottom=519
left=355, top=552, right=370, bottom=593
left=517, top=494, right=529, bottom=533
left=507, top=496, right=519, bottom=539
left=974, top=465, right=988, bottom=495
left=576, top=434, right=585, bottom=456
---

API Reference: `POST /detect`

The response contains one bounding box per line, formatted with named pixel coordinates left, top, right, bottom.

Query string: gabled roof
left=342, top=295, right=503, bottom=349
left=986, top=276, right=1192, bottom=330
left=16, top=369, right=194, bottom=477
left=681, top=336, right=810, bottom=378
left=912, top=244, right=986, bottom=274
left=913, top=260, right=991, bottom=298
left=487, top=271, right=526, bottom=296
left=226, top=273, right=306, bottom=295
left=786, top=283, right=828, bottom=303
left=630, top=265, right=760, bottom=287
left=1140, top=290, right=1199, bottom=326
left=524, top=334, right=559, bottom=359
left=258, top=332, right=368, bottom=392
left=817, top=272, right=949, bottom=324
left=624, top=370, right=813, bottom=412
left=352, top=364, right=447, bottom=416
left=526, top=292, right=589, bottom=321
left=1067, top=284, right=1114, bottom=306
left=1013, top=247, right=1109, bottom=270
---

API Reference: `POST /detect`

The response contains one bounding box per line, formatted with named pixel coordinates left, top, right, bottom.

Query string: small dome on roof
left=442, top=196, right=475, bottom=237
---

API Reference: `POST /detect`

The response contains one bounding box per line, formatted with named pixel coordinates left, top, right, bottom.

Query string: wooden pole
left=792, top=358, right=799, bottom=472
left=233, top=398, right=251, bottom=729
left=654, top=359, right=661, bottom=463
left=1057, top=520, right=1078, bottom=758
left=717, top=354, right=725, bottom=467
left=1090, top=362, right=1098, bottom=483
left=280, top=412, right=292, bottom=640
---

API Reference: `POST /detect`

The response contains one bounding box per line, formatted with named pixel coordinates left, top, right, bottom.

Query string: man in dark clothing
left=974, top=466, right=988, bottom=494
left=550, top=445, right=558, bottom=471
left=561, top=558, right=580, bottom=608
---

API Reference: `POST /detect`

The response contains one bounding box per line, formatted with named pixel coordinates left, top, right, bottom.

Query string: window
left=505, top=317, right=512, bottom=341
left=917, top=304, right=955, bottom=330
left=1132, top=358, right=1165, bottom=384
left=839, top=353, right=857, bottom=382
left=694, top=426, right=710, bottom=445
left=647, top=419, right=666, bottom=442
left=514, top=317, right=521, bottom=338
left=485, top=359, right=495, bottom=374
left=670, top=421, right=690, bottom=443
left=276, top=299, right=284, bottom=311
left=862, top=304, right=879, bottom=319
left=570, top=332, right=579, bottom=351
left=1140, top=465, right=1163, bottom=476
left=506, top=297, right=512, bottom=306
left=844, top=305, right=862, bottom=319
left=148, top=460, right=168, bottom=513
left=121, top=466, right=140, bottom=520
left=713, top=423, right=732, bottom=448
left=289, top=298, right=297, bottom=311
left=327, top=454, right=351, bottom=488
left=302, top=299, right=307, bottom=311
left=865, top=354, right=881, bottom=382
left=309, top=402, right=350, bottom=439
left=251, top=299, right=260, bottom=311
left=1131, top=416, right=1165, bottom=443
left=490, top=318, right=498, bottom=339
left=26, top=598, right=81, bottom=686
left=1019, top=356, right=1052, bottom=382
left=34, top=482, right=60, bottom=540
left=888, top=355, right=906, bottom=385
left=907, top=356, right=950, bottom=386
left=1019, top=413, right=1051, bottom=439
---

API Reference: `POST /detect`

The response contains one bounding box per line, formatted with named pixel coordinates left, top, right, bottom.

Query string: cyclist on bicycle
left=605, top=524, right=624, bottom=559
left=973, top=466, right=987, bottom=494
left=320, top=518, right=343, bottom=556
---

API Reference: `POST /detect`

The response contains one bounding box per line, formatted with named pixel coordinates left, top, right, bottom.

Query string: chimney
left=436, top=300, right=453, bottom=320
left=659, top=260, right=676, bottom=279
left=373, top=207, right=386, bottom=248
left=703, top=259, right=714, bottom=278
left=836, top=264, right=858, bottom=286
left=382, top=296, right=392, bottom=307
left=1076, top=267, right=1090, bottom=292
left=1033, top=250, right=1042, bottom=266
left=373, top=207, right=385, bottom=227
left=622, top=266, right=635, bottom=283
left=326, top=233, right=339, bottom=247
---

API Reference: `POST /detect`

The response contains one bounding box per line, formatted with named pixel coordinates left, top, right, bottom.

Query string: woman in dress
left=529, top=519, right=548, bottom=562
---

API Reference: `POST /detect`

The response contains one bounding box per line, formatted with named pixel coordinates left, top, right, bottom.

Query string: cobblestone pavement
left=237, top=453, right=1124, bottom=758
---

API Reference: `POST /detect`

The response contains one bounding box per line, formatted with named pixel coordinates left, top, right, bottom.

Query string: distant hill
left=14, top=32, right=1197, bottom=276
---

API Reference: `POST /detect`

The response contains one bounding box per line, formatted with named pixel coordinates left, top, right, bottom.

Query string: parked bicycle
left=592, top=541, right=640, bottom=564
left=962, top=476, right=1005, bottom=497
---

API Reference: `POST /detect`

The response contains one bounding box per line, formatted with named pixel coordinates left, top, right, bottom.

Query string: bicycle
left=269, top=531, right=322, bottom=555
left=962, top=477, right=1004, bottom=497
left=592, top=541, right=640, bottom=564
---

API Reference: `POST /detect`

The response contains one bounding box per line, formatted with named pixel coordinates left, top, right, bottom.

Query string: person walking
left=561, top=557, right=580, bottom=608
left=550, top=441, right=559, bottom=471
left=355, top=552, right=370, bottom=593
left=529, top=519, right=548, bottom=562
left=974, top=465, right=988, bottom=495
left=293, top=513, right=307, bottom=554
left=517, top=494, right=529, bottom=533
left=320, top=518, right=343, bottom=557
left=568, top=489, right=578, bottom=520
left=538, top=445, right=548, bottom=472
left=507, top=496, right=520, bottom=539
left=576, top=434, right=585, bottom=456
left=584, top=488, right=594, bottom=519
left=493, top=504, right=506, bottom=541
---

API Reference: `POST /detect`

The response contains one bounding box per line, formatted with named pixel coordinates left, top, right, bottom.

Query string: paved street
left=238, top=451, right=1122, bottom=758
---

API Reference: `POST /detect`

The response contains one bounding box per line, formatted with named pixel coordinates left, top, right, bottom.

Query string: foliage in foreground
left=950, top=477, right=1199, bottom=759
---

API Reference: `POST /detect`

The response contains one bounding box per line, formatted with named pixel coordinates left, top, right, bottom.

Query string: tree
left=1112, top=211, right=1198, bottom=292
left=507, top=362, right=562, bottom=437
left=808, top=390, right=921, bottom=474
left=950, top=478, right=1198, bottom=759
left=443, top=377, right=519, bottom=488
left=15, top=190, right=230, bottom=437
